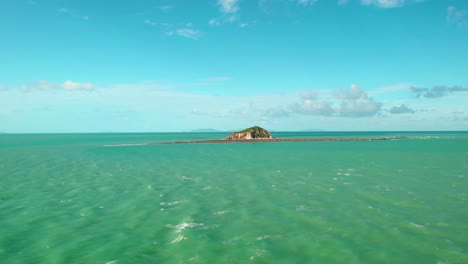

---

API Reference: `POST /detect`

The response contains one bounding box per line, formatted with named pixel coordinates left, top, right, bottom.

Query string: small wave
left=296, top=205, right=307, bottom=211
left=410, top=222, right=425, bottom=228
left=256, top=235, right=280, bottom=241
left=213, top=210, right=231, bottom=215
left=223, top=236, right=243, bottom=245
left=103, top=143, right=148, bottom=147
left=250, top=249, right=268, bottom=260
left=160, top=201, right=181, bottom=207
left=409, top=136, right=440, bottom=140
left=171, top=235, right=187, bottom=244
left=166, top=219, right=204, bottom=233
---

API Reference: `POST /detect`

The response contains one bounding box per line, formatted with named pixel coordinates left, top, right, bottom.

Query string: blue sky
left=1, top=0, right=467, bottom=132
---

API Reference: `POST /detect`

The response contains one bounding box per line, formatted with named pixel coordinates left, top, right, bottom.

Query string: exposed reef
left=145, top=126, right=407, bottom=145
left=156, top=136, right=406, bottom=145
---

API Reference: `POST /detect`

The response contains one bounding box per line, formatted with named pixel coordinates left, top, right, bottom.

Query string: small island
left=151, top=126, right=406, bottom=145
left=225, top=126, right=273, bottom=140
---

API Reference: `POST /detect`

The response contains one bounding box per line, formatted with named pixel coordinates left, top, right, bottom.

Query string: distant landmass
left=301, top=129, right=326, bottom=132
left=190, top=128, right=223, bottom=133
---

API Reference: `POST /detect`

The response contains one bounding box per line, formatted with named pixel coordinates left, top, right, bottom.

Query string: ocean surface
left=0, top=131, right=467, bottom=263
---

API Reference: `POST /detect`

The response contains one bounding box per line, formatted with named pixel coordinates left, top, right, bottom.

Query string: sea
left=0, top=131, right=467, bottom=263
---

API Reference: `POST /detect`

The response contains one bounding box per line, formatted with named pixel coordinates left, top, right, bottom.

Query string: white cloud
left=171, top=28, right=202, bottom=40
left=371, top=83, right=413, bottom=94
left=389, top=104, right=415, bottom=114
left=145, top=19, right=173, bottom=27
left=159, top=5, right=173, bottom=12
left=361, top=0, right=405, bottom=8
left=209, top=16, right=240, bottom=26
left=338, top=0, right=349, bottom=5
left=144, top=19, right=158, bottom=26
left=290, top=100, right=335, bottom=116
left=62, top=80, right=93, bottom=90
left=19, top=80, right=93, bottom=91
left=336, top=85, right=382, bottom=117
left=146, top=19, right=201, bottom=39
left=209, top=18, right=222, bottom=25
left=218, top=0, right=239, bottom=13
left=264, top=86, right=383, bottom=118
left=410, top=85, right=468, bottom=98
left=211, top=0, right=245, bottom=26
left=36, top=80, right=55, bottom=89
left=447, top=6, right=467, bottom=28
left=298, top=0, right=318, bottom=6
left=57, top=7, right=89, bottom=20
left=299, top=90, right=318, bottom=100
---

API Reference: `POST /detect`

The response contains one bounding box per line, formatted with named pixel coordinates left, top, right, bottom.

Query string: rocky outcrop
left=225, top=126, right=273, bottom=140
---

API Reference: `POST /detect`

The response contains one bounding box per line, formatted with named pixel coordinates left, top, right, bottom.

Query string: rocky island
left=225, top=126, right=273, bottom=140
left=151, top=126, right=406, bottom=145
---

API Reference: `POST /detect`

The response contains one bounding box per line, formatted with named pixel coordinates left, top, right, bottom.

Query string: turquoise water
left=1, top=132, right=467, bottom=263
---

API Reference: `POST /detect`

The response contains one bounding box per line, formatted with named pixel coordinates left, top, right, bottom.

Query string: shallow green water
left=1, top=132, right=467, bottom=263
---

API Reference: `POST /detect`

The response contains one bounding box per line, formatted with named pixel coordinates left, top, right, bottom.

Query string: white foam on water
left=256, top=235, right=272, bottom=240
left=223, top=236, right=243, bottom=245
left=167, top=218, right=204, bottom=233
left=105, top=260, right=117, bottom=264
left=160, top=201, right=181, bottom=207
left=175, top=222, right=203, bottom=232
left=214, top=210, right=231, bottom=215
left=296, top=205, right=307, bottom=211
left=409, top=136, right=440, bottom=140
left=171, top=235, right=187, bottom=244
left=181, top=176, right=192, bottom=180
left=410, top=222, right=425, bottom=228
left=250, top=249, right=267, bottom=260
left=202, top=186, right=212, bottom=190
left=187, top=256, right=199, bottom=261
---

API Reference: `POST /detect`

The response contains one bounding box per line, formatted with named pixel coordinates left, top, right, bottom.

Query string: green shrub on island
left=225, top=126, right=273, bottom=140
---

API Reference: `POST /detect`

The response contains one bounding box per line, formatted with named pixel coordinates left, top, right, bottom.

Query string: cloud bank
left=22, top=80, right=94, bottom=91
left=361, top=0, right=404, bottom=8
left=411, top=85, right=468, bottom=98
left=389, top=104, right=415, bottom=114
left=447, top=6, right=468, bottom=28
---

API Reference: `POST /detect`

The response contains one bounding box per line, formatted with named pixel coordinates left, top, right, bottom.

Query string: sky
left=0, top=0, right=467, bottom=133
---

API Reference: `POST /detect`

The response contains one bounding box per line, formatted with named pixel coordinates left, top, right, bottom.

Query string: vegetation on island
left=225, top=126, right=273, bottom=140
left=239, top=126, right=272, bottom=138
